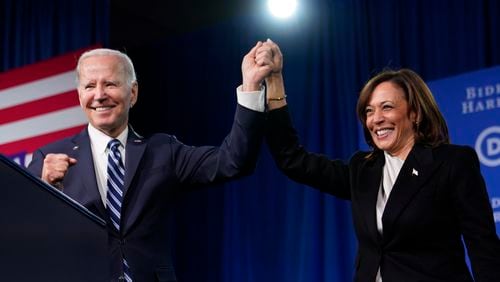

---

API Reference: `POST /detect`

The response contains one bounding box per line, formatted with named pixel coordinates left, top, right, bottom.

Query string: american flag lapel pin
left=412, top=168, right=419, bottom=176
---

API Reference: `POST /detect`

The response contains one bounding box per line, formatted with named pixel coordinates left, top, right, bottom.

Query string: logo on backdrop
left=475, top=126, right=500, bottom=167
left=0, top=46, right=98, bottom=167
left=428, top=66, right=500, bottom=230
left=462, top=83, right=500, bottom=114
left=492, top=198, right=500, bottom=223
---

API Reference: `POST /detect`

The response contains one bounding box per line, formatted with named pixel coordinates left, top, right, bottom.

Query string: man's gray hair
left=76, top=48, right=137, bottom=86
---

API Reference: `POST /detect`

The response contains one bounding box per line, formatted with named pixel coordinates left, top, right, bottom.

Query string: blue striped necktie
left=106, top=139, right=133, bottom=282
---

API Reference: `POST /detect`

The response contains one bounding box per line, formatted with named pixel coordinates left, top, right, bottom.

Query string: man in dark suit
left=27, top=41, right=277, bottom=282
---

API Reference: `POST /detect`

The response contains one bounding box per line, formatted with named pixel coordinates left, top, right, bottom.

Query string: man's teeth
left=376, top=129, right=391, bottom=136
left=95, top=107, right=111, bottom=112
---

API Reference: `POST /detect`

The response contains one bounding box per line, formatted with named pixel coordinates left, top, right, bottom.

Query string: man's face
left=77, top=55, right=138, bottom=137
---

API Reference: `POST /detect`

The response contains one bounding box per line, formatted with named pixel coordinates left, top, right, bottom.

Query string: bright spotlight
left=268, top=0, right=297, bottom=19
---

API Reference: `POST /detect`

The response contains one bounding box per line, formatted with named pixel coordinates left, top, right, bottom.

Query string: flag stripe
left=0, top=45, right=100, bottom=159
left=0, top=45, right=99, bottom=90
left=0, top=106, right=86, bottom=144
left=0, top=71, right=76, bottom=109
left=0, top=125, right=86, bottom=155
left=0, top=90, right=79, bottom=125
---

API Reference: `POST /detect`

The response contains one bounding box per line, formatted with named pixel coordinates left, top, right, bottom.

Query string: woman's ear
left=410, top=109, right=421, bottom=123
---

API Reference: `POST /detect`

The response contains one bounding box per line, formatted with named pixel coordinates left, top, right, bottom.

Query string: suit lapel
left=382, top=145, right=439, bottom=239
left=74, top=126, right=146, bottom=233
left=357, top=152, right=385, bottom=242
left=70, top=129, right=107, bottom=219
left=121, top=128, right=146, bottom=234
left=123, top=128, right=146, bottom=197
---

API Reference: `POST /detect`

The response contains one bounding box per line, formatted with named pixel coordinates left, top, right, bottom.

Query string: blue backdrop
left=2, top=0, right=500, bottom=281
left=429, top=67, right=500, bottom=234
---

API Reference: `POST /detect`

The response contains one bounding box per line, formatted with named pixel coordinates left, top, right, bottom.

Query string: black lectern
left=0, top=155, right=108, bottom=281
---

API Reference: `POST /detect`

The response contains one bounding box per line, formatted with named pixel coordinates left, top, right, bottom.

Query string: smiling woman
left=356, top=69, right=450, bottom=156
left=362, top=81, right=416, bottom=160
left=264, top=56, right=500, bottom=281
left=356, top=69, right=450, bottom=159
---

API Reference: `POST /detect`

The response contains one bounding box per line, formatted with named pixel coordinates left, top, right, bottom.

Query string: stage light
left=268, top=0, right=297, bottom=18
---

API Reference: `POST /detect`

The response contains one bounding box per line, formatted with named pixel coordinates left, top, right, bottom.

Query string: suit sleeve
left=450, top=146, right=500, bottom=281
left=265, top=106, right=351, bottom=199
left=26, top=149, right=46, bottom=178
left=172, top=104, right=265, bottom=185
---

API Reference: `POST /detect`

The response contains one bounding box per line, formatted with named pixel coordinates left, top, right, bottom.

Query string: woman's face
left=365, top=81, right=416, bottom=159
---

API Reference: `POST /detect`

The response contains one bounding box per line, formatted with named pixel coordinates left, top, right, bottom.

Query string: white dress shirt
left=88, top=124, right=128, bottom=206
left=375, top=151, right=404, bottom=282
left=236, top=85, right=266, bottom=112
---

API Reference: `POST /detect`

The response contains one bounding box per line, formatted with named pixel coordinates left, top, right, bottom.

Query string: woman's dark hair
left=356, top=69, right=450, bottom=150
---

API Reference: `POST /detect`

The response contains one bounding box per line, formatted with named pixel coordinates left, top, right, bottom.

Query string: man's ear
left=130, top=82, right=138, bottom=108
left=77, top=89, right=85, bottom=108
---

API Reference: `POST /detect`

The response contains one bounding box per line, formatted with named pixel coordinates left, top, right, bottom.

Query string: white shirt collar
left=384, top=151, right=404, bottom=164
left=87, top=123, right=129, bottom=153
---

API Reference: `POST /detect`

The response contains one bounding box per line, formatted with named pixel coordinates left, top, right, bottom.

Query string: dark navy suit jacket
left=266, top=106, right=500, bottom=282
left=28, top=105, right=265, bottom=282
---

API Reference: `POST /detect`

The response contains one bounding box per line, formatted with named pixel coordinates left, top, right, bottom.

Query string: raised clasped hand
left=242, top=39, right=283, bottom=91
left=258, top=39, right=282, bottom=75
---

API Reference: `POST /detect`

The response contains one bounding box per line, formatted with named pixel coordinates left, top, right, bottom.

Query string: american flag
left=0, top=47, right=96, bottom=167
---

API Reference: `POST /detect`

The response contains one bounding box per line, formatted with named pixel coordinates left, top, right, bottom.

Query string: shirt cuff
left=236, top=85, right=266, bottom=113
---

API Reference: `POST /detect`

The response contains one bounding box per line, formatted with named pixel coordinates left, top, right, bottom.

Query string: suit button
left=119, top=239, right=125, bottom=245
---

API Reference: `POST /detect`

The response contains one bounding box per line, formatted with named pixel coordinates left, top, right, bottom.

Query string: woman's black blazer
left=266, top=106, right=500, bottom=282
